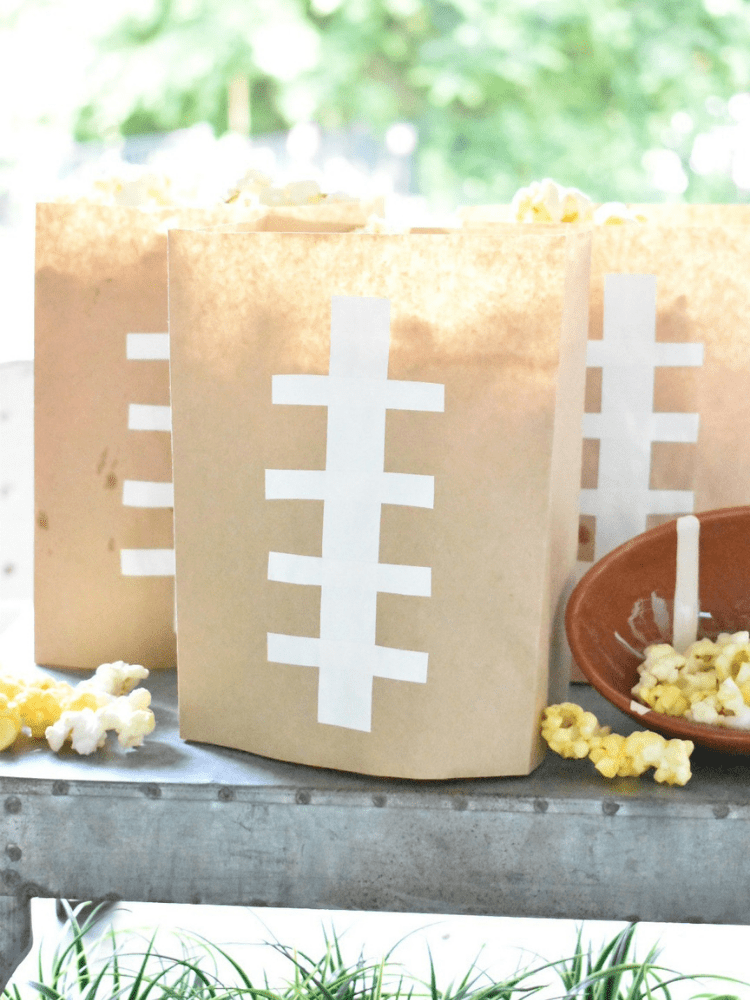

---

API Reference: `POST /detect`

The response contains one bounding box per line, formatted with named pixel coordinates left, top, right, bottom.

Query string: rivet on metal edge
left=142, top=784, right=161, bottom=799
left=533, top=799, right=549, bottom=813
left=602, top=800, right=620, bottom=816
left=5, top=845, right=22, bottom=862
left=218, top=787, right=235, bottom=802
left=295, top=790, right=311, bottom=805
left=372, top=794, right=387, bottom=808
left=713, top=804, right=730, bottom=819
left=52, top=781, right=69, bottom=796
left=4, top=797, right=21, bottom=814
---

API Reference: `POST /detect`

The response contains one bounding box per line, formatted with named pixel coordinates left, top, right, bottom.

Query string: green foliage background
left=28, top=0, right=750, bottom=203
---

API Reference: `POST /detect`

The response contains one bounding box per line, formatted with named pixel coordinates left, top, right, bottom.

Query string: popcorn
left=46, top=689, right=156, bottom=755
left=98, top=689, right=156, bottom=749
left=542, top=704, right=694, bottom=785
left=0, top=663, right=154, bottom=755
left=632, top=633, right=750, bottom=728
left=592, top=202, right=647, bottom=225
left=0, top=695, right=23, bottom=752
left=540, top=702, right=609, bottom=758
left=12, top=687, right=65, bottom=738
left=77, top=661, right=149, bottom=697
left=510, top=180, right=645, bottom=226
left=511, top=179, right=594, bottom=224
left=46, top=708, right=108, bottom=755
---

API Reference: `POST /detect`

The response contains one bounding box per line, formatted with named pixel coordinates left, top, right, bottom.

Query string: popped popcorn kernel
left=638, top=683, right=689, bottom=717
left=13, top=688, right=64, bottom=738
left=652, top=738, right=693, bottom=786
left=592, top=202, right=646, bottom=225
left=541, top=702, right=608, bottom=759
left=0, top=695, right=23, bottom=751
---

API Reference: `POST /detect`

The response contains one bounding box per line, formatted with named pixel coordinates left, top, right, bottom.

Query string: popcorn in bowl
left=632, top=632, right=750, bottom=729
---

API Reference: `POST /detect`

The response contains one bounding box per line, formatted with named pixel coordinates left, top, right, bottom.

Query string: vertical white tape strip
left=266, top=295, right=443, bottom=731
left=673, top=514, right=700, bottom=652
left=128, top=404, right=172, bottom=432
left=583, top=275, right=703, bottom=561
left=120, top=549, right=176, bottom=576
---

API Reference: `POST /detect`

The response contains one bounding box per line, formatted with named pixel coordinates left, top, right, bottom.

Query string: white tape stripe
left=266, top=469, right=434, bottom=507
left=650, top=412, right=700, bottom=442
left=273, top=373, right=444, bottom=412
left=269, top=552, right=323, bottom=586
left=586, top=340, right=703, bottom=367
left=330, top=295, right=391, bottom=379
left=120, top=548, right=176, bottom=576
left=579, top=489, right=694, bottom=517
left=273, top=374, right=330, bottom=406
left=383, top=380, right=444, bottom=412
left=381, top=472, right=434, bottom=508
left=128, top=404, right=172, bottom=432
left=377, top=563, right=431, bottom=596
left=126, top=333, right=170, bottom=360
left=643, top=490, right=696, bottom=514
left=268, top=633, right=429, bottom=683
left=583, top=411, right=700, bottom=443
left=266, top=469, right=327, bottom=500
left=122, top=480, right=174, bottom=508
left=374, top=645, right=429, bottom=683
left=269, top=552, right=431, bottom=596
left=268, top=632, right=320, bottom=667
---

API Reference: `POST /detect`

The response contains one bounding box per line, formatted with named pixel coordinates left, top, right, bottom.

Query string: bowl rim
left=565, top=505, right=750, bottom=752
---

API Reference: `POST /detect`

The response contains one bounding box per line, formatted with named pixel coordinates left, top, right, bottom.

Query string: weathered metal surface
left=2, top=668, right=750, bottom=996
left=1, top=767, right=749, bottom=928
left=0, top=894, right=32, bottom=993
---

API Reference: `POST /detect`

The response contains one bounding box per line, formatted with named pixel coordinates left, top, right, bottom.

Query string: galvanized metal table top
left=1, top=602, right=749, bottom=991
left=0, top=665, right=747, bottom=802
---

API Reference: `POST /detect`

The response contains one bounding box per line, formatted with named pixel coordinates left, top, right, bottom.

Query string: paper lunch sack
left=463, top=206, right=750, bottom=574
left=34, top=200, right=374, bottom=672
left=168, top=227, right=592, bottom=779
left=579, top=216, right=750, bottom=581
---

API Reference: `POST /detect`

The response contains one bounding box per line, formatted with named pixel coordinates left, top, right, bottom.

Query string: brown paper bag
left=168, top=227, right=591, bottom=778
left=582, top=219, right=750, bottom=562
left=34, top=200, right=375, bottom=672
left=463, top=207, right=750, bottom=678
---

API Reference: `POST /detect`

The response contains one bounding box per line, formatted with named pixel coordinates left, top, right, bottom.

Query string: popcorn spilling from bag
left=541, top=702, right=693, bottom=785
left=54, top=155, right=355, bottom=210
left=0, top=662, right=155, bottom=755
left=632, top=631, right=750, bottom=729
left=510, top=178, right=646, bottom=225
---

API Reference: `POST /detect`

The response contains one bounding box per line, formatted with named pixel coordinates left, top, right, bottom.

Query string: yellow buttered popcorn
left=12, top=687, right=66, bottom=739
left=541, top=702, right=609, bottom=759
left=511, top=178, right=594, bottom=224
left=632, top=632, right=750, bottom=729
left=510, top=180, right=646, bottom=226
left=0, top=695, right=23, bottom=752
left=0, top=662, right=155, bottom=755
left=542, top=704, right=694, bottom=785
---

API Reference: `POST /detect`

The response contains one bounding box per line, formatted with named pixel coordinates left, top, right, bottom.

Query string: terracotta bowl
left=566, top=506, right=750, bottom=753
